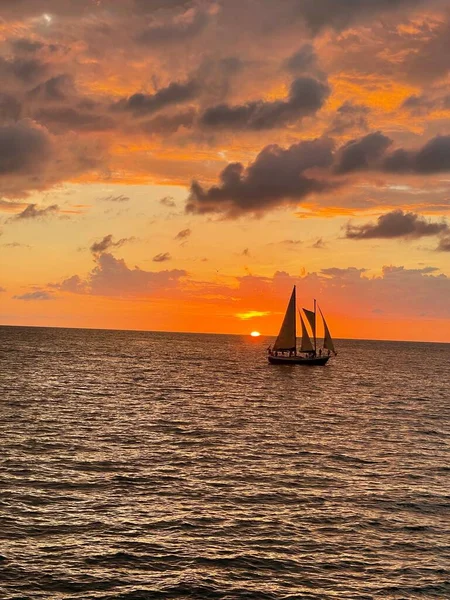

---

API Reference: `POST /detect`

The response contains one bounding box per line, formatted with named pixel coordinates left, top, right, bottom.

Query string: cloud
left=284, top=44, right=318, bottom=74
left=293, top=0, right=431, bottom=33
left=2, top=242, right=31, bottom=248
left=14, top=290, right=55, bottom=301
left=35, top=107, right=116, bottom=133
left=55, top=252, right=186, bottom=297
left=0, top=56, right=48, bottom=84
left=114, top=80, right=199, bottom=117
left=334, top=131, right=392, bottom=174
left=312, top=237, right=326, bottom=248
left=199, top=76, right=330, bottom=130
left=10, top=38, right=45, bottom=54
left=99, top=194, right=130, bottom=203
left=12, top=204, right=59, bottom=220
left=402, top=93, right=450, bottom=115
left=175, top=228, right=191, bottom=240
left=236, top=310, right=271, bottom=320
left=0, top=93, right=22, bottom=121
left=436, top=235, right=450, bottom=252
left=89, top=234, right=133, bottom=255
left=160, top=196, right=176, bottom=208
left=327, top=102, right=370, bottom=135
left=0, top=286, right=6, bottom=292
left=137, top=8, right=210, bottom=46
left=141, top=110, right=196, bottom=135
left=345, top=210, right=449, bottom=240
left=29, top=74, right=74, bottom=101
left=153, top=252, right=172, bottom=262
left=280, top=239, right=303, bottom=245
left=187, top=132, right=450, bottom=217
left=0, top=199, right=28, bottom=213
left=0, top=120, right=52, bottom=176
left=186, top=137, right=335, bottom=217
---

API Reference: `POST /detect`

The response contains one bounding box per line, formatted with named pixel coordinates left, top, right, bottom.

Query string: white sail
left=299, top=314, right=314, bottom=352
left=273, top=286, right=296, bottom=351
left=319, top=307, right=336, bottom=353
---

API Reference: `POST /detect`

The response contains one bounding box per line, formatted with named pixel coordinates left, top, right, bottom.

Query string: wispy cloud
left=14, top=290, right=55, bottom=301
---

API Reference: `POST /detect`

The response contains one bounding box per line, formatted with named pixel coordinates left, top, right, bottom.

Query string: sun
left=250, top=331, right=261, bottom=337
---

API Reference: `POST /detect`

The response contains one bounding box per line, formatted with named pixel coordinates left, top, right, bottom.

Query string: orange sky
left=1, top=1, right=450, bottom=342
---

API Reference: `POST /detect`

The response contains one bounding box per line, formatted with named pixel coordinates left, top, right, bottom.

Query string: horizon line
left=1, top=323, right=449, bottom=346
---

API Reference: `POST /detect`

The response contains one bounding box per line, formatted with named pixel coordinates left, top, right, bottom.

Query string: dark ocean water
left=1, top=326, right=449, bottom=600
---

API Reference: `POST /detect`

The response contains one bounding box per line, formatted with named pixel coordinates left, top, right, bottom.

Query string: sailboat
left=268, top=286, right=336, bottom=365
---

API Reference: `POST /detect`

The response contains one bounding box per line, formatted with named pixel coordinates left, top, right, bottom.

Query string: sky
left=1, top=0, right=450, bottom=342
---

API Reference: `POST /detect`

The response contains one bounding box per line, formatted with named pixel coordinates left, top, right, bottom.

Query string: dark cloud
left=383, top=135, right=450, bottom=174
left=404, top=19, right=450, bottom=84
left=437, top=235, right=450, bottom=252
left=175, top=228, right=191, bottom=240
left=284, top=44, right=317, bottom=74
left=137, top=9, right=210, bottom=46
left=114, top=80, right=199, bottom=117
left=0, top=120, right=52, bottom=175
left=14, top=290, right=55, bottom=301
left=141, top=110, right=196, bottom=135
left=345, top=210, right=449, bottom=240
left=29, top=74, right=74, bottom=101
left=186, top=130, right=450, bottom=217
left=186, top=138, right=335, bottom=217
left=90, top=234, right=133, bottom=255
left=200, top=76, right=330, bottom=130
left=334, top=131, right=392, bottom=174
left=13, top=204, right=59, bottom=220
left=133, top=0, right=195, bottom=12
left=35, top=107, right=116, bottom=133
left=153, top=252, right=172, bottom=262
left=327, top=102, right=370, bottom=135
left=294, top=0, right=430, bottom=33
left=401, top=93, right=450, bottom=115
left=2, top=57, right=48, bottom=83
left=0, top=94, right=22, bottom=122
left=10, top=38, right=45, bottom=54
left=414, top=136, right=450, bottom=174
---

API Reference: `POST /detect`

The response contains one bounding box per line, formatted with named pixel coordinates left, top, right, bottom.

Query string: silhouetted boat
left=268, top=286, right=336, bottom=365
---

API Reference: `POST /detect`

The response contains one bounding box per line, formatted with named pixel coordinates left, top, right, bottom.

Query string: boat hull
left=268, top=354, right=330, bottom=366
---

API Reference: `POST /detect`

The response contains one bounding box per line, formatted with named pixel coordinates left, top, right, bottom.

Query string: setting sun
left=250, top=331, right=261, bottom=337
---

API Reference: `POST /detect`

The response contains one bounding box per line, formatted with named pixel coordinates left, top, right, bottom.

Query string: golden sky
left=1, top=0, right=450, bottom=341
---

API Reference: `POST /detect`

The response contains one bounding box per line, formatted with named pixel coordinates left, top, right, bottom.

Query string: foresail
left=303, top=308, right=316, bottom=338
left=273, top=287, right=296, bottom=351
left=299, top=314, right=314, bottom=352
left=320, top=308, right=336, bottom=353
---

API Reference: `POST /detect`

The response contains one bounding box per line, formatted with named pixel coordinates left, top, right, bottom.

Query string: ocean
left=1, top=326, right=449, bottom=599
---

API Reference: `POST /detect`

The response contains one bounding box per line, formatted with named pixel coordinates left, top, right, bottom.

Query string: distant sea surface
left=1, top=326, right=449, bottom=600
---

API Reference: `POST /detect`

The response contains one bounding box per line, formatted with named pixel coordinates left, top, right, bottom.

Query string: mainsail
left=299, top=314, right=314, bottom=352
left=303, top=308, right=316, bottom=338
left=319, top=307, right=336, bottom=353
left=273, top=286, right=296, bottom=351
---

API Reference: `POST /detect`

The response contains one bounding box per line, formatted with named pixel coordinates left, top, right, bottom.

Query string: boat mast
left=313, top=298, right=317, bottom=354
left=294, top=285, right=297, bottom=355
